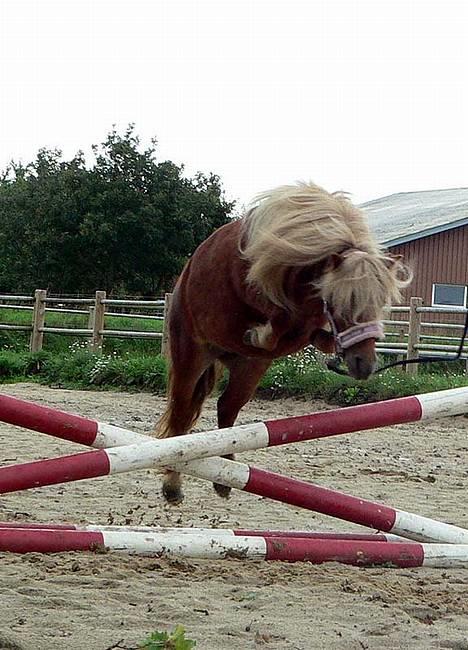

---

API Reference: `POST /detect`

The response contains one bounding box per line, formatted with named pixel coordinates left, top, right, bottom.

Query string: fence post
left=87, top=306, right=96, bottom=349
left=30, top=289, right=47, bottom=353
left=161, top=292, right=173, bottom=358
left=87, top=306, right=96, bottom=330
left=90, top=291, right=106, bottom=353
left=406, top=297, right=422, bottom=375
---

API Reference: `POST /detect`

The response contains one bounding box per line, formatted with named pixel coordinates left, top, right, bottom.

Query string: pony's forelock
left=316, top=251, right=412, bottom=322
left=240, top=181, right=411, bottom=319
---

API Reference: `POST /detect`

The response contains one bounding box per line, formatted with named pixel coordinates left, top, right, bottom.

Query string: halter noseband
left=323, top=302, right=384, bottom=356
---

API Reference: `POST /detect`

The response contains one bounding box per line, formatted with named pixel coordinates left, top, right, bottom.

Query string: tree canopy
left=0, top=126, right=235, bottom=296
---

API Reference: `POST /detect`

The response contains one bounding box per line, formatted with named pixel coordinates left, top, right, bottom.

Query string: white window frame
left=431, top=283, right=467, bottom=308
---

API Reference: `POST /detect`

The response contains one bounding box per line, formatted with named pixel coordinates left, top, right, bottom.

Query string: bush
left=0, top=348, right=168, bottom=392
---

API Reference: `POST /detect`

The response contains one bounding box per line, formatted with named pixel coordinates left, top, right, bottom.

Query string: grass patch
left=257, top=348, right=468, bottom=405
left=0, top=346, right=467, bottom=406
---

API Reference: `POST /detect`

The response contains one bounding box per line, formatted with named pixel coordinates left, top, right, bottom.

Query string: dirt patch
left=0, top=383, right=467, bottom=649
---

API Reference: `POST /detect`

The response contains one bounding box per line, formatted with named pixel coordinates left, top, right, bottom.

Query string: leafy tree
left=0, top=125, right=234, bottom=295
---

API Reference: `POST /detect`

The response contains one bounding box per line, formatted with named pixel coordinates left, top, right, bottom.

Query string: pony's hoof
left=162, top=484, right=184, bottom=505
left=213, top=483, right=232, bottom=499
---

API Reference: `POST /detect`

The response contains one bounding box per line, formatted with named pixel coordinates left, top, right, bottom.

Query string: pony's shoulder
left=194, top=219, right=242, bottom=253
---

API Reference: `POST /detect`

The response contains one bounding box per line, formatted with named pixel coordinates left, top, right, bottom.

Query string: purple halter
left=323, top=302, right=384, bottom=356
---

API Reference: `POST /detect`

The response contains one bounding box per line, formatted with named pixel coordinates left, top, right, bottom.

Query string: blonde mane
left=240, top=182, right=411, bottom=321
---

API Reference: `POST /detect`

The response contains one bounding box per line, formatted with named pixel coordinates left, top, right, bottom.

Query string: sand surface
left=0, top=383, right=467, bottom=650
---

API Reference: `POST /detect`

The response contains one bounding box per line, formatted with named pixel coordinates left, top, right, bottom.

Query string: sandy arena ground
left=0, top=383, right=467, bottom=650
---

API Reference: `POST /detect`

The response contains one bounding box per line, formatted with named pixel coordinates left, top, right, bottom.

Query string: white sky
left=1, top=0, right=467, bottom=208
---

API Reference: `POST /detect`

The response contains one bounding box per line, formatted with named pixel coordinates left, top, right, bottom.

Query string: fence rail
left=0, top=292, right=466, bottom=374
left=382, top=298, right=468, bottom=374
left=0, top=289, right=168, bottom=355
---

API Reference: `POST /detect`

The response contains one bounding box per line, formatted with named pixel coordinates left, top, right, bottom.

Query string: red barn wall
left=387, top=224, right=468, bottom=324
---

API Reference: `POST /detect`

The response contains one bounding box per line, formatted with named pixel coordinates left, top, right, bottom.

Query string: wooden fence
left=0, top=292, right=467, bottom=374
left=0, top=290, right=172, bottom=356
left=382, top=297, right=468, bottom=374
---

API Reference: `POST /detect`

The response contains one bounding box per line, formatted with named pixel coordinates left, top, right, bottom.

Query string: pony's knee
left=243, top=322, right=277, bottom=351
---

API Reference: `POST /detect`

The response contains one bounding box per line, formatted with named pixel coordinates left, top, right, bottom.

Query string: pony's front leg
left=243, top=321, right=279, bottom=351
left=215, top=355, right=272, bottom=498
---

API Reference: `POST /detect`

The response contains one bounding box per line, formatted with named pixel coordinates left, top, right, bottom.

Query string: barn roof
left=360, top=187, right=468, bottom=247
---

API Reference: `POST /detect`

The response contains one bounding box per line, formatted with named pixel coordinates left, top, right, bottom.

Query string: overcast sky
left=1, top=0, right=467, bottom=208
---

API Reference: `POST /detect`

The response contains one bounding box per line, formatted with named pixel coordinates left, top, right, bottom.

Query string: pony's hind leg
left=214, top=356, right=272, bottom=498
left=155, top=336, right=218, bottom=504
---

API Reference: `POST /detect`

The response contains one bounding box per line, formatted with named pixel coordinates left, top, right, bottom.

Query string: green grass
left=0, top=345, right=467, bottom=406
left=258, top=348, right=468, bottom=405
left=139, top=626, right=196, bottom=649
left=0, top=349, right=167, bottom=392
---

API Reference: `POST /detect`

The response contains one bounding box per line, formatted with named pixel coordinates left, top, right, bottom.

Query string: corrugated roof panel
left=360, top=188, right=468, bottom=245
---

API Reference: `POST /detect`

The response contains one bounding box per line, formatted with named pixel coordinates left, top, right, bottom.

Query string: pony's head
left=318, top=249, right=409, bottom=378
left=241, top=182, right=411, bottom=379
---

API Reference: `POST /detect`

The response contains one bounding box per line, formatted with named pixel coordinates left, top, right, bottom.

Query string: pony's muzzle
left=344, top=349, right=377, bottom=380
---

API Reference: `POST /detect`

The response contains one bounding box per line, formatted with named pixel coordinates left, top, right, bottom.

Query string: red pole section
left=264, top=537, right=425, bottom=567
left=0, top=528, right=104, bottom=553
left=0, top=394, right=143, bottom=449
left=0, top=394, right=99, bottom=445
left=0, top=450, right=111, bottom=493
left=265, top=396, right=421, bottom=445
left=245, top=467, right=396, bottom=531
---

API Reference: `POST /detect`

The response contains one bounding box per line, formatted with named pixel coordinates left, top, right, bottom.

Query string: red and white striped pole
left=1, top=390, right=468, bottom=544
left=0, top=393, right=142, bottom=447
left=0, top=522, right=406, bottom=542
left=0, top=387, right=467, bottom=496
left=0, top=447, right=467, bottom=546
left=180, top=456, right=468, bottom=544
left=1, top=387, right=467, bottom=450
left=0, top=526, right=467, bottom=567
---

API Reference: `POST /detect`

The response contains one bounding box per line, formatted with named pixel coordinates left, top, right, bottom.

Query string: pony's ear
left=385, top=253, right=403, bottom=268
left=325, top=253, right=344, bottom=271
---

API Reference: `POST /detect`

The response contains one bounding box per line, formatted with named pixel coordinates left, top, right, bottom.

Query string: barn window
left=432, top=283, right=467, bottom=308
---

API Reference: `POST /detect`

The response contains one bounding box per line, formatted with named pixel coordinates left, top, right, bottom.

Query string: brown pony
left=156, top=182, right=410, bottom=503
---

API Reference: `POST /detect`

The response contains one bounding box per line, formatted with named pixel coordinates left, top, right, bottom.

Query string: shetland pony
left=155, top=182, right=410, bottom=503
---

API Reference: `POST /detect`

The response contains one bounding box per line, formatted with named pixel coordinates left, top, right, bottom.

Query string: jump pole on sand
left=1, top=392, right=468, bottom=545
left=1, top=526, right=468, bottom=567
left=0, top=386, right=467, bottom=494
left=0, top=387, right=466, bottom=450
left=0, top=522, right=407, bottom=541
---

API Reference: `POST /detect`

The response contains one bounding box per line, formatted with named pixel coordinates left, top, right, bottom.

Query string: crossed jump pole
left=1, top=388, right=468, bottom=566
